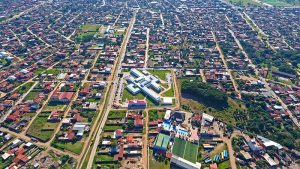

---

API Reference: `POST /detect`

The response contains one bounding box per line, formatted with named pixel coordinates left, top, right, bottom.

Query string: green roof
left=154, top=133, right=170, bottom=150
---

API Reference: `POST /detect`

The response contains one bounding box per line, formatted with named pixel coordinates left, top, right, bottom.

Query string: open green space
left=183, top=141, right=199, bottom=163
left=108, top=110, right=127, bottom=119
left=162, top=85, right=174, bottom=97
left=172, top=138, right=198, bottom=163
left=148, top=109, right=165, bottom=121
left=24, top=91, right=40, bottom=101
left=148, top=69, right=170, bottom=81
left=27, top=113, right=55, bottom=142
left=34, top=67, right=46, bottom=75
left=260, top=0, right=291, bottom=6
left=172, top=138, right=186, bottom=157
left=218, top=160, right=230, bottom=169
left=45, top=68, right=61, bottom=75
left=122, top=88, right=159, bottom=106
left=149, top=150, right=170, bottom=169
left=44, top=103, right=66, bottom=111
left=227, top=0, right=262, bottom=6
left=16, top=82, right=34, bottom=94
left=96, top=154, right=114, bottom=162
left=103, top=125, right=123, bottom=131
left=80, top=24, right=100, bottom=32
left=51, top=141, right=83, bottom=154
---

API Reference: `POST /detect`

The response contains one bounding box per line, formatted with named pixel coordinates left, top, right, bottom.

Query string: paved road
left=85, top=9, right=138, bottom=169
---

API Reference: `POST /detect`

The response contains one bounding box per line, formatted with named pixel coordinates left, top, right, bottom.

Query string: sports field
left=172, top=138, right=199, bottom=163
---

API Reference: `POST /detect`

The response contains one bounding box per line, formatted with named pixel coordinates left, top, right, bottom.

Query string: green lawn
left=16, top=82, right=34, bottom=94
left=218, top=160, right=230, bottom=169
left=108, top=110, right=127, bottom=119
left=27, top=113, right=54, bottom=142
left=96, top=155, right=114, bottom=162
left=52, top=141, right=83, bottom=154
left=45, top=68, right=61, bottom=75
left=43, top=104, right=66, bottom=111
left=149, top=150, right=170, bottom=169
left=148, top=109, right=165, bottom=121
left=34, top=67, right=46, bottom=75
left=172, top=138, right=199, bottom=163
left=122, top=88, right=145, bottom=102
left=162, top=86, right=174, bottom=97
left=227, top=0, right=262, bottom=6
left=184, top=141, right=198, bottom=163
left=260, top=0, right=291, bottom=6
left=103, top=125, right=123, bottom=131
left=24, top=91, right=40, bottom=101
left=80, top=24, right=100, bottom=32
left=122, top=88, right=159, bottom=106
left=148, top=70, right=170, bottom=81
left=172, top=138, right=186, bottom=158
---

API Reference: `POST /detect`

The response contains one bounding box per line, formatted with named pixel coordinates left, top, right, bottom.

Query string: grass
left=96, top=155, right=114, bottom=161
left=227, top=0, right=262, bottom=6
left=260, top=0, right=291, bottom=6
left=148, top=109, right=165, bottom=121
left=162, top=85, right=174, bottom=97
left=52, top=141, right=83, bottom=154
left=27, top=113, right=54, bottom=142
left=122, top=88, right=145, bottom=102
left=172, top=138, right=186, bottom=158
left=218, top=160, right=230, bottom=169
left=43, top=104, right=66, bottom=111
left=184, top=141, right=199, bottom=163
left=16, top=82, right=34, bottom=94
left=148, top=70, right=170, bottom=81
left=45, top=68, right=60, bottom=75
left=34, top=67, right=46, bottom=75
left=149, top=150, right=170, bottom=169
left=181, top=97, right=245, bottom=126
left=80, top=24, right=100, bottom=32
left=24, top=91, right=40, bottom=100
left=122, top=88, right=159, bottom=106
left=103, top=125, right=123, bottom=131
left=108, top=110, right=127, bottom=119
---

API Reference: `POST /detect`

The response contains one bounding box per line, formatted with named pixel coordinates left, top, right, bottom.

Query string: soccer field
left=183, top=141, right=198, bottom=163
left=172, top=138, right=199, bottom=163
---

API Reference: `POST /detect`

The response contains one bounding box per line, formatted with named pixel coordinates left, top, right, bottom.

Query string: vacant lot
left=80, top=24, right=100, bottom=32
left=27, top=113, right=55, bottom=142
left=108, top=110, right=127, bottom=119
left=16, top=82, right=34, bottom=94
left=148, top=69, right=170, bottom=81
left=24, top=91, right=40, bottom=101
left=52, top=141, right=83, bottom=154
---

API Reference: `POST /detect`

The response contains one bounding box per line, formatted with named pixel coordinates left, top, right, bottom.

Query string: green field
left=16, top=82, right=34, bottom=94
left=122, top=88, right=159, bottom=106
left=122, top=88, right=145, bottom=102
left=148, top=70, right=170, bottom=81
left=218, top=160, right=230, bottom=169
left=27, top=113, right=55, bottom=142
left=172, top=138, right=186, bottom=158
left=24, top=91, right=40, bottom=101
left=227, top=0, right=262, bottom=6
left=108, top=110, right=127, bottom=119
left=80, top=24, right=100, bottom=32
left=172, top=138, right=198, bottom=163
left=162, top=85, right=174, bottom=97
left=52, top=141, right=83, bottom=154
left=260, top=0, right=291, bottom=6
left=45, top=68, right=61, bottom=75
left=149, top=150, right=170, bottom=169
left=148, top=109, right=165, bottom=121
